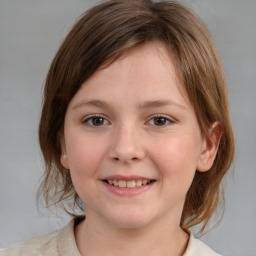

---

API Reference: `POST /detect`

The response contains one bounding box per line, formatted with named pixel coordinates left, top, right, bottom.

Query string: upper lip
left=102, top=175, right=155, bottom=181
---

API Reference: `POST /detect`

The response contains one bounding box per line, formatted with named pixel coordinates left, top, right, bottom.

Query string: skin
left=60, top=42, right=220, bottom=256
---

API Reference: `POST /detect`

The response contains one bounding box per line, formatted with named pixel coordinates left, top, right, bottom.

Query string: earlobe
left=197, top=122, right=222, bottom=172
left=60, top=152, right=70, bottom=170
left=59, top=134, right=70, bottom=169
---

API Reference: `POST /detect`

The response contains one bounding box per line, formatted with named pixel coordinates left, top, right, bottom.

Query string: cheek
left=150, top=137, right=199, bottom=207
left=150, top=134, right=201, bottom=184
left=65, top=133, right=106, bottom=185
left=67, top=139, right=105, bottom=203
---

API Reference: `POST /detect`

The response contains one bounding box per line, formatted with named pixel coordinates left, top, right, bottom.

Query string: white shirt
left=0, top=218, right=222, bottom=256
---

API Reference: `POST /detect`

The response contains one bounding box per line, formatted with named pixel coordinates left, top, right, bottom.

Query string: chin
left=106, top=211, right=153, bottom=230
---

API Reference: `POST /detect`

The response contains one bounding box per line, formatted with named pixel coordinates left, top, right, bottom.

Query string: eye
left=83, top=115, right=109, bottom=127
left=147, top=115, right=174, bottom=127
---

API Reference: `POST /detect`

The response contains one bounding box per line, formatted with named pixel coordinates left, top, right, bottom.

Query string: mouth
left=103, top=179, right=155, bottom=188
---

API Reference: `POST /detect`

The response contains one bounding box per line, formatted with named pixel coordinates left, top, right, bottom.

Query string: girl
left=1, top=0, right=235, bottom=255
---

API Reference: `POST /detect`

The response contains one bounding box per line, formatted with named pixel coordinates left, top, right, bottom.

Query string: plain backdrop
left=0, top=1, right=255, bottom=255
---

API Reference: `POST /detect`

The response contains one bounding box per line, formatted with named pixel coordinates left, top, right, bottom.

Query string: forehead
left=102, top=42, right=178, bottom=78
left=70, top=42, right=190, bottom=108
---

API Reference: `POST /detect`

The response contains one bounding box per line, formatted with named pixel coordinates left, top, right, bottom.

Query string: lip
left=102, top=175, right=154, bottom=181
left=101, top=175, right=156, bottom=196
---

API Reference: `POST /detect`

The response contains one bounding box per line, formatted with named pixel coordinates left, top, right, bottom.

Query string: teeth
left=127, top=180, right=136, bottom=188
left=118, top=180, right=126, bottom=188
left=107, top=179, right=152, bottom=188
left=142, top=179, right=148, bottom=185
left=136, top=180, right=142, bottom=186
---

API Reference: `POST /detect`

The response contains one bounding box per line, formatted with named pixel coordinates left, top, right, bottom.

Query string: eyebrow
left=73, top=100, right=110, bottom=110
left=72, top=99, right=187, bottom=110
left=139, top=99, right=187, bottom=109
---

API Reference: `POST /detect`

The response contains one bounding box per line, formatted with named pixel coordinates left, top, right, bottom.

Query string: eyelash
left=82, top=115, right=110, bottom=127
left=82, top=114, right=174, bottom=127
left=147, top=114, right=174, bottom=127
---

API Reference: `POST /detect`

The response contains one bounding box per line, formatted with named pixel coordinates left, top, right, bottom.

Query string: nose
left=109, top=123, right=146, bottom=163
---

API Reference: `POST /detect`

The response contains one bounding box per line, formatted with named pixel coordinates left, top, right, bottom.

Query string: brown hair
left=38, top=0, right=235, bottom=233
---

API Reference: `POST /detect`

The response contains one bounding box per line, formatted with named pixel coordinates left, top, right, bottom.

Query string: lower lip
left=102, top=181, right=155, bottom=196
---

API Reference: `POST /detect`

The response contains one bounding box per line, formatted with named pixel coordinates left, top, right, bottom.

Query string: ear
left=59, top=134, right=70, bottom=170
left=196, top=122, right=222, bottom=172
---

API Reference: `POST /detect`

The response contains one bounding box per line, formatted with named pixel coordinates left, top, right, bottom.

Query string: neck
left=75, top=213, right=189, bottom=256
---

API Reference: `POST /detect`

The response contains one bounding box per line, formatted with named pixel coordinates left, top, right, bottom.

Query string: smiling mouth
left=104, top=179, right=155, bottom=188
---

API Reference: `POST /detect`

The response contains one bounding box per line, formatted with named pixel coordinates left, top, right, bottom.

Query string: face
left=61, top=42, right=215, bottom=230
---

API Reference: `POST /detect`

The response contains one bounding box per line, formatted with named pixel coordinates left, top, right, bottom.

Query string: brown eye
left=92, top=117, right=105, bottom=126
left=147, top=115, right=173, bottom=127
left=153, top=117, right=168, bottom=126
left=83, top=115, right=109, bottom=127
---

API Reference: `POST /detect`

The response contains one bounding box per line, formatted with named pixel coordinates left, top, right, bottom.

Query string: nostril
left=109, top=146, right=145, bottom=163
left=112, top=157, right=140, bottom=163
left=112, top=156, right=139, bottom=162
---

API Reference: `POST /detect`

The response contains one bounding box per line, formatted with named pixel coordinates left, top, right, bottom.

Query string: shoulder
left=0, top=229, right=59, bottom=256
left=184, top=233, right=222, bottom=256
left=0, top=218, right=81, bottom=256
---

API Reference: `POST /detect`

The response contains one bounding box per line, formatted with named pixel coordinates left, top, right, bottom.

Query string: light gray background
left=0, top=1, right=255, bottom=255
